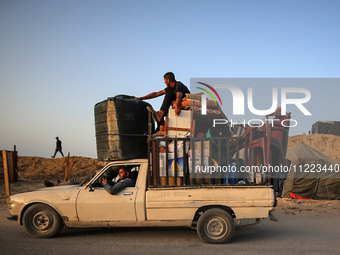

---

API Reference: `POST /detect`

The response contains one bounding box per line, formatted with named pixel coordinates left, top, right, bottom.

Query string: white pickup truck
left=7, top=158, right=276, bottom=244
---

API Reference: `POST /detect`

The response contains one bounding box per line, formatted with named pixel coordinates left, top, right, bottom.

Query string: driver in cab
left=102, top=167, right=135, bottom=195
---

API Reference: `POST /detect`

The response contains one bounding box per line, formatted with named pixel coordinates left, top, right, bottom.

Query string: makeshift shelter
left=283, top=142, right=340, bottom=200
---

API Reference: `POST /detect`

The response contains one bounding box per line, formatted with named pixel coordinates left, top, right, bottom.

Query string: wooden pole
left=13, top=145, right=18, bottom=182
left=2, top=150, right=11, bottom=202
left=64, top=152, right=70, bottom=182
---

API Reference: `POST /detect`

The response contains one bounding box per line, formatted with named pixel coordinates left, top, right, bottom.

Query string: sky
left=1, top=0, right=340, bottom=158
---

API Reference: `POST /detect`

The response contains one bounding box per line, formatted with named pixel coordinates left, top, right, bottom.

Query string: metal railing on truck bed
left=147, top=136, right=270, bottom=188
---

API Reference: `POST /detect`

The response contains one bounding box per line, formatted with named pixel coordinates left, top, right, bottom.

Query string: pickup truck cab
left=8, top=158, right=276, bottom=244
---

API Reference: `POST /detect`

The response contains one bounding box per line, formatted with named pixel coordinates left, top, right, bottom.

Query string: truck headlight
left=9, top=199, right=18, bottom=209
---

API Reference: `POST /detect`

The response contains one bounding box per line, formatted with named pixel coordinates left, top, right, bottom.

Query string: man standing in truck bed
left=134, top=72, right=190, bottom=133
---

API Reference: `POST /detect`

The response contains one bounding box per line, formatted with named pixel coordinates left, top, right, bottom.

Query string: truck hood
left=9, top=185, right=82, bottom=205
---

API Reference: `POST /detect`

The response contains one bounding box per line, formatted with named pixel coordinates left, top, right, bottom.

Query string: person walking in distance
left=52, top=137, right=64, bottom=158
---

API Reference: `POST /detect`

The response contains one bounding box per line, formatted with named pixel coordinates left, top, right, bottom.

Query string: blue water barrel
left=94, top=95, right=153, bottom=161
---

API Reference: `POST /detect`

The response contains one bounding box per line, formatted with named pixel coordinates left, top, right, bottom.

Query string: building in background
left=312, top=121, right=340, bottom=136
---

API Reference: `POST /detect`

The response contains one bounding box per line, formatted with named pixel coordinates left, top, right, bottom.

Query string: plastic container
left=94, top=95, right=153, bottom=161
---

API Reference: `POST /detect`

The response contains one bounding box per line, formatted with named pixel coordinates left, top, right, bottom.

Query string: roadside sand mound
left=11, top=134, right=340, bottom=181
left=17, top=156, right=105, bottom=180
left=288, top=134, right=340, bottom=161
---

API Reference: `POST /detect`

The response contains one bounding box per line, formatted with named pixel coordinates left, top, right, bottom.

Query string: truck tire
left=197, top=208, right=235, bottom=244
left=23, top=204, right=63, bottom=238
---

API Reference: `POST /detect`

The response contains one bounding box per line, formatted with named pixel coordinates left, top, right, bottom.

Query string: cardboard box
left=167, top=109, right=191, bottom=137
left=167, top=109, right=191, bottom=128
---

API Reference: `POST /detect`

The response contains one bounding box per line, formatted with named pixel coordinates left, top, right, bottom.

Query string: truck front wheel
left=23, top=204, right=63, bottom=238
left=197, top=208, right=235, bottom=244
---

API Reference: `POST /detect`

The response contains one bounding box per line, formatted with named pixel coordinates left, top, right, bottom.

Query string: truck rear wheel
left=197, top=208, right=235, bottom=244
left=23, top=204, right=63, bottom=238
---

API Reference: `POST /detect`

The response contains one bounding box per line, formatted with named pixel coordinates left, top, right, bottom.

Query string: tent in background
left=283, top=142, right=340, bottom=200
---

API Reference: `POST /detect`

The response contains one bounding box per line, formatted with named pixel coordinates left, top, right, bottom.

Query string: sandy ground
left=3, top=134, right=337, bottom=184
left=12, top=134, right=340, bottom=182
left=288, top=133, right=340, bottom=161
left=16, top=156, right=105, bottom=180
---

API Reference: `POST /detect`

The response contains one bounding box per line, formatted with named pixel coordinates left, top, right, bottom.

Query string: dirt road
left=1, top=181, right=339, bottom=255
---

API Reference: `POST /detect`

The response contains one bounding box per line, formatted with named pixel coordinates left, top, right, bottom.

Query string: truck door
left=76, top=186, right=137, bottom=222
left=76, top=165, right=140, bottom=222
